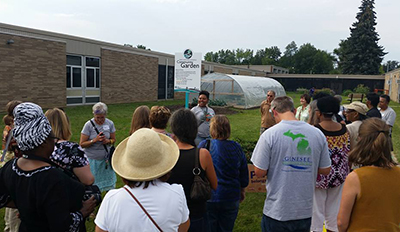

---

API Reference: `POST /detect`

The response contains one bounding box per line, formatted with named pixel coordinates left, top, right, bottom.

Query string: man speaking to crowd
left=251, top=96, right=331, bottom=232
left=260, top=90, right=276, bottom=135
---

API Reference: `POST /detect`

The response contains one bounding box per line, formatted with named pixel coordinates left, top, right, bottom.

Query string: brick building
left=0, top=22, right=386, bottom=109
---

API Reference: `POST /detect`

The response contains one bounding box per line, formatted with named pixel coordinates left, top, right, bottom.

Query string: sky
left=0, top=0, right=398, bottom=62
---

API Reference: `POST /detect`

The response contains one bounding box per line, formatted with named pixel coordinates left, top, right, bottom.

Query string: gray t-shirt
left=381, top=106, right=396, bottom=127
left=251, top=120, right=330, bottom=221
left=81, top=118, right=116, bottom=160
left=191, top=105, right=215, bottom=138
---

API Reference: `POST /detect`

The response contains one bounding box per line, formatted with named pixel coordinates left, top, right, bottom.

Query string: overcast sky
left=1, top=0, right=398, bottom=62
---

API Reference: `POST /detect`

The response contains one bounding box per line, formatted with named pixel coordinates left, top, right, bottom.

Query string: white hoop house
left=194, top=73, right=286, bottom=109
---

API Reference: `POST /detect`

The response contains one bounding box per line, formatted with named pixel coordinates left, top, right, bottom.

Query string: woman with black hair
left=168, top=108, right=217, bottom=232
left=310, top=96, right=351, bottom=232
left=0, top=102, right=96, bottom=232
left=191, top=91, right=215, bottom=145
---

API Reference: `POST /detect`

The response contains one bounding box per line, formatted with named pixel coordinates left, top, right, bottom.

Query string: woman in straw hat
left=0, top=102, right=96, bottom=232
left=168, top=108, right=218, bottom=232
left=95, top=128, right=190, bottom=232
left=337, top=118, right=400, bottom=231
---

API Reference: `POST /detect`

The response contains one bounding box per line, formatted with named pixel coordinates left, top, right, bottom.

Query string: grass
left=1, top=92, right=400, bottom=231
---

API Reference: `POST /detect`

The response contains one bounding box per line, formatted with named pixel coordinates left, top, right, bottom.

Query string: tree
left=382, top=60, right=400, bottom=72
left=335, top=0, right=386, bottom=74
left=236, top=49, right=253, bottom=65
left=136, top=44, right=151, bottom=51
left=279, top=41, right=298, bottom=72
left=293, top=43, right=334, bottom=74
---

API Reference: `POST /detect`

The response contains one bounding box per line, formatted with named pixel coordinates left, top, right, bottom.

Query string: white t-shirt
left=251, top=120, right=331, bottom=221
left=380, top=107, right=396, bottom=127
left=95, top=180, right=189, bottom=232
left=346, top=120, right=363, bottom=147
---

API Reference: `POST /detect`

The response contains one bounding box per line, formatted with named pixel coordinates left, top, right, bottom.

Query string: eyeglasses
left=267, top=95, right=274, bottom=97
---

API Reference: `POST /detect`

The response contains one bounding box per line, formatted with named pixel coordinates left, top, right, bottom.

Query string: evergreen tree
left=336, top=0, right=386, bottom=74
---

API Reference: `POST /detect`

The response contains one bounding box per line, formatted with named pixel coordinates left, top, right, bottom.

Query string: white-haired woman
left=80, top=102, right=116, bottom=192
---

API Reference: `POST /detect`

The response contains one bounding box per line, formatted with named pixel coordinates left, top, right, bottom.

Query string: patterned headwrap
left=13, top=102, right=52, bottom=151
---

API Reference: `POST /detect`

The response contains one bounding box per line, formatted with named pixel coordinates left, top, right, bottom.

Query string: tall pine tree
left=336, top=0, right=386, bottom=74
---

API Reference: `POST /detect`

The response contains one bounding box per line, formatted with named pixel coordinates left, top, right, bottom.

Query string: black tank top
left=167, top=147, right=207, bottom=218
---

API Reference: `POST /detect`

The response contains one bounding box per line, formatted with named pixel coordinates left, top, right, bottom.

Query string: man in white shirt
left=379, top=94, right=396, bottom=150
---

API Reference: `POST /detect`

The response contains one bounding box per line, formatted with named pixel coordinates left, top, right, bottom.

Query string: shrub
left=353, top=84, right=370, bottom=94
left=192, top=98, right=227, bottom=107
left=315, top=88, right=334, bottom=96
left=209, top=99, right=227, bottom=106
left=296, top=88, right=308, bottom=94
left=233, top=137, right=257, bottom=163
left=342, top=89, right=353, bottom=96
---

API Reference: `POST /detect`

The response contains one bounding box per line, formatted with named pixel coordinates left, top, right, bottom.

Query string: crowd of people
left=0, top=88, right=399, bottom=232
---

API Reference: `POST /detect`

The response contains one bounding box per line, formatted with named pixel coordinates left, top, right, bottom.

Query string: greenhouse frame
left=192, top=73, right=286, bottom=109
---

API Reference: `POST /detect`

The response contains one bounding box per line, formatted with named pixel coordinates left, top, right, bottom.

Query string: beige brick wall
left=213, top=66, right=233, bottom=74
left=101, top=49, right=158, bottom=103
left=385, top=69, right=400, bottom=102
left=0, top=34, right=66, bottom=110
left=238, top=70, right=252, bottom=76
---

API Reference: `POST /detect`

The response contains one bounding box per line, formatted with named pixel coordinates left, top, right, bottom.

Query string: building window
left=67, top=55, right=82, bottom=88
left=86, top=57, right=100, bottom=89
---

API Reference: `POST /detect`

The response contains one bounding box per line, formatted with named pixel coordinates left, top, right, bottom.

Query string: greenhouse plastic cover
left=197, top=73, right=286, bottom=109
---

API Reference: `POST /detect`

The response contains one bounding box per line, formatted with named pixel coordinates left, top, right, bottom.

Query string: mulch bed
left=165, top=105, right=239, bottom=115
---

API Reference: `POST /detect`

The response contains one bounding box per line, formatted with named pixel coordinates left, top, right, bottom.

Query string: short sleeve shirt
left=95, top=181, right=189, bottom=232
left=81, top=118, right=116, bottom=160
left=191, top=105, right=215, bottom=138
left=251, top=120, right=330, bottom=221
left=380, top=107, right=396, bottom=127
left=50, top=141, right=89, bottom=173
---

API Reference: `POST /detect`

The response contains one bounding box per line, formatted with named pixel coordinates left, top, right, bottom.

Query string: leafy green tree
left=293, top=43, right=334, bottom=74
left=279, top=41, right=298, bottom=72
left=136, top=44, right=151, bottom=51
left=382, top=60, right=400, bottom=72
left=335, top=0, right=386, bottom=74
left=236, top=49, right=253, bottom=65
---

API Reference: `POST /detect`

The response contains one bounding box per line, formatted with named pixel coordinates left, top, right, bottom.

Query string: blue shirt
left=198, top=139, right=249, bottom=202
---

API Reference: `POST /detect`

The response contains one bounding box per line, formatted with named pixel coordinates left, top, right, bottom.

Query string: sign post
left=174, top=49, right=202, bottom=108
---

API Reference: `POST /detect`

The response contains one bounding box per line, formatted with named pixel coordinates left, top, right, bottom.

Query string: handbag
left=123, top=187, right=163, bottom=232
left=190, top=148, right=212, bottom=201
left=90, top=120, right=115, bottom=169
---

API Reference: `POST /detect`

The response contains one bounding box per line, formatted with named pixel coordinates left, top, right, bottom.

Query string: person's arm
left=102, top=132, right=116, bottom=145
left=199, top=148, right=218, bottom=190
left=178, top=219, right=190, bottom=232
left=338, top=171, right=360, bottom=232
left=95, top=226, right=107, bottom=232
left=318, top=167, right=331, bottom=175
left=254, top=166, right=267, bottom=178
left=73, top=166, right=95, bottom=185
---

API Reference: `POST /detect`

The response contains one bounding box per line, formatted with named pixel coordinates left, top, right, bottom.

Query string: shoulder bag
left=123, top=187, right=163, bottom=232
left=90, top=120, right=115, bottom=169
left=190, top=148, right=212, bottom=201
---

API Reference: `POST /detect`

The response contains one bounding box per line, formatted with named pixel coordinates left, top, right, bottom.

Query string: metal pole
left=165, top=59, right=168, bottom=100
left=185, top=91, right=190, bottom=109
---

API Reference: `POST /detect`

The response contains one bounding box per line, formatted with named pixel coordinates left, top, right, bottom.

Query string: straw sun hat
left=112, top=128, right=179, bottom=181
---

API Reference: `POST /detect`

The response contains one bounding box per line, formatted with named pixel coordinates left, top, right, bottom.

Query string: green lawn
left=1, top=93, right=399, bottom=231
